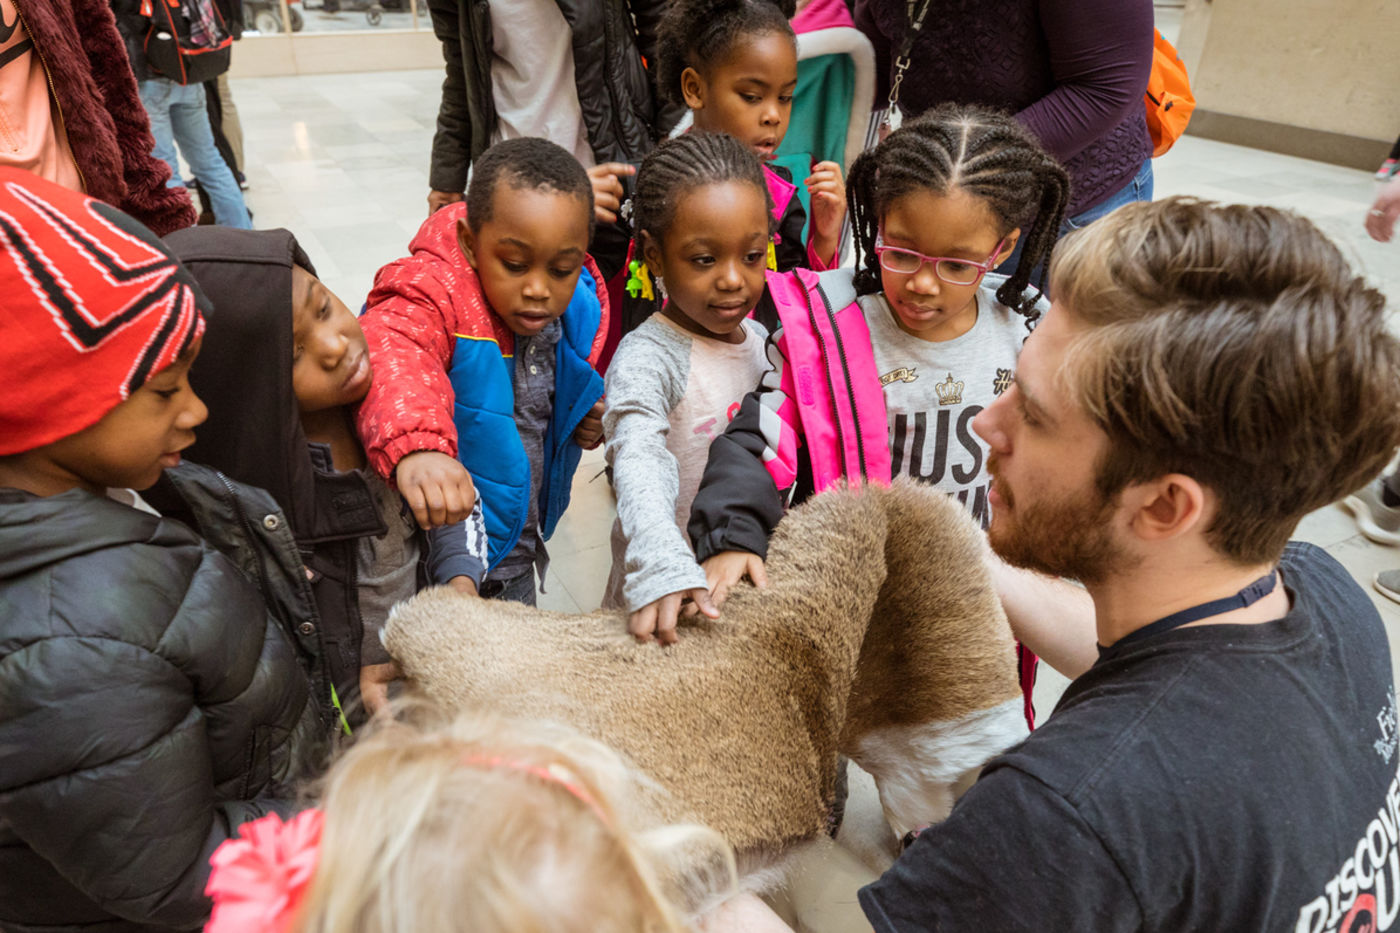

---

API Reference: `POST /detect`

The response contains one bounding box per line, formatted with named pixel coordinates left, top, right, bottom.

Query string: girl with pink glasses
left=686, top=104, right=1070, bottom=726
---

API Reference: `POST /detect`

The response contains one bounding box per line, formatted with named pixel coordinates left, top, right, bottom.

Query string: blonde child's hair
left=294, top=706, right=737, bottom=933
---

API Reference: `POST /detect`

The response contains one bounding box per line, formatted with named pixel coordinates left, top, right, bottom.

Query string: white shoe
left=1342, top=479, right=1400, bottom=547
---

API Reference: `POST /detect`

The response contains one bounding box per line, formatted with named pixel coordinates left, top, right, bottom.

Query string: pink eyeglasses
left=874, top=235, right=1009, bottom=286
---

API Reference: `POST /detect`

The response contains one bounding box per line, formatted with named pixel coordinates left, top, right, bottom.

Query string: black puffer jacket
left=426, top=0, right=677, bottom=192
left=0, top=464, right=327, bottom=932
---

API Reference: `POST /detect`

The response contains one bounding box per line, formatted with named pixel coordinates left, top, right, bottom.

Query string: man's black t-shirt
left=860, top=543, right=1398, bottom=933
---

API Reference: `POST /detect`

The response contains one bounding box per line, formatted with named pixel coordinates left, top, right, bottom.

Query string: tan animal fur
left=384, top=479, right=1026, bottom=873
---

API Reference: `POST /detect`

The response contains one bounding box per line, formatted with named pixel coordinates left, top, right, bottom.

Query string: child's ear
left=639, top=230, right=664, bottom=279
left=680, top=67, right=706, bottom=111
left=996, top=228, right=1022, bottom=265
left=457, top=218, right=480, bottom=270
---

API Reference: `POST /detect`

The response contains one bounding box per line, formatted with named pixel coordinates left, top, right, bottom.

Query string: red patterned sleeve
left=355, top=261, right=462, bottom=481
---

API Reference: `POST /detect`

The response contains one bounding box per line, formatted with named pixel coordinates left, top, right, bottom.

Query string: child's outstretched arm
left=604, top=334, right=716, bottom=644
left=356, top=268, right=478, bottom=528
left=805, top=160, right=847, bottom=270
left=425, top=498, right=490, bottom=594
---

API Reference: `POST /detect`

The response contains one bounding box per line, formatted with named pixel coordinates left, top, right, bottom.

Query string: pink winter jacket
left=686, top=267, right=889, bottom=565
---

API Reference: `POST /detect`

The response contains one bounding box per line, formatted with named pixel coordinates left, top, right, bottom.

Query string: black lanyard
left=1111, top=571, right=1278, bottom=651
left=884, top=0, right=933, bottom=130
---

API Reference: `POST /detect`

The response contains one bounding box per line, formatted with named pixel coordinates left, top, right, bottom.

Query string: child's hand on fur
left=587, top=162, right=636, bottom=224
left=395, top=451, right=477, bottom=529
left=574, top=399, right=606, bottom=449
left=630, top=587, right=718, bottom=646
left=696, top=550, right=768, bottom=612
left=359, top=661, right=401, bottom=717
left=805, top=161, right=846, bottom=266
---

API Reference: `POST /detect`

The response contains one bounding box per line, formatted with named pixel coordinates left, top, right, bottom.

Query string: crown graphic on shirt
left=935, top=373, right=964, bottom=406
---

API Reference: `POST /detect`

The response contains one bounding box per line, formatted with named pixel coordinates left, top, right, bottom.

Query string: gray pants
left=479, top=569, right=537, bottom=606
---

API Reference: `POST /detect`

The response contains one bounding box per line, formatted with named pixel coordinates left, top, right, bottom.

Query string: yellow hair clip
left=767, top=240, right=778, bottom=272
left=625, top=259, right=655, bottom=301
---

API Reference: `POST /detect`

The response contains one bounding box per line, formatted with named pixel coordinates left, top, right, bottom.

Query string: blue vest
left=446, top=268, right=604, bottom=568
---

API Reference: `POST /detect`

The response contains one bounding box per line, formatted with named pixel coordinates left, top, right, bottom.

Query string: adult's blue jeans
left=1062, top=158, right=1154, bottom=235
left=139, top=78, right=251, bottom=229
left=1000, top=157, right=1154, bottom=294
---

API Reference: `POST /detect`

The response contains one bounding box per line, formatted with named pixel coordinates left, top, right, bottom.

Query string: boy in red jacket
left=356, top=138, right=609, bottom=605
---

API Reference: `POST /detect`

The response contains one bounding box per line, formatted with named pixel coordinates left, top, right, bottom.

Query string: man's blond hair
left=1050, top=197, right=1400, bottom=564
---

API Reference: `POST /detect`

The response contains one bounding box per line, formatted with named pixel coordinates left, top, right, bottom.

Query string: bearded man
left=861, top=197, right=1400, bottom=933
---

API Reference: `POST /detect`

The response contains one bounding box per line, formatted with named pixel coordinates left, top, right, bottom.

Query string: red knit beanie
left=0, top=168, right=207, bottom=456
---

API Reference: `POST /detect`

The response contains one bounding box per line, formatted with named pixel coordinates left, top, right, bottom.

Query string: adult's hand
left=394, top=450, right=476, bottom=529
left=1366, top=177, right=1400, bottom=243
left=588, top=162, right=636, bottom=224
left=428, top=189, right=465, bottom=216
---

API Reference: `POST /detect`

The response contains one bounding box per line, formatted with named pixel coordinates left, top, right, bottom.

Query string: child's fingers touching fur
left=359, top=661, right=401, bottom=718
left=629, top=588, right=716, bottom=645
left=700, top=550, right=767, bottom=610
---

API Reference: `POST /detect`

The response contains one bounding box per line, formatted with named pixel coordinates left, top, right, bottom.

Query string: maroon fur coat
left=20, top=0, right=196, bottom=235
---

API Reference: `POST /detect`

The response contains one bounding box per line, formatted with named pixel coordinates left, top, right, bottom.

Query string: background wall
left=1175, top=0, right=1399, bottom=169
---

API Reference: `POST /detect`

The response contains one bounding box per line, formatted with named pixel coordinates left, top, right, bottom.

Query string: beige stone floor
left=227, top=51, right=1400, bottom=932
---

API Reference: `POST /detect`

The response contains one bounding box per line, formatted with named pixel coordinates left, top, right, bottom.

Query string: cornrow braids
left=655, top=0, right=797, bottom=106
left=847, top=103, right=1072, bottom=329
left=466, top=137, right=594, bottom=236
left=631, top=132, right=773, bottom=250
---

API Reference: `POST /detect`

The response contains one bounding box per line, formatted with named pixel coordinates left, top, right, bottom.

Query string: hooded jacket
left=356, top=202, right=608, bottom=568
left=0, top=464, right=325, bottom=933
left=426, top=0, right=677, bottom=194
left=16, top=0, right=195, bottom=234
left=159, top=227, right=392, bottom=711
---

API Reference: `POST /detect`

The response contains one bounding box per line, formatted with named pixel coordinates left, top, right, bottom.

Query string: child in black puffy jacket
left=0, top=169, right=324, bottom=931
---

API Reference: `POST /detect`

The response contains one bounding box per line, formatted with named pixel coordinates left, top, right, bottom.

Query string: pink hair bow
left=204, top=809, right=324, bottom=933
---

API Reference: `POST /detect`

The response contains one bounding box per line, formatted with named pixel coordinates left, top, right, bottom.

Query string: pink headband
left=460, top=754, right=610, bottom=824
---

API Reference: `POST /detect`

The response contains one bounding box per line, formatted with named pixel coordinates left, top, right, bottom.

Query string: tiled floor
left=228, top=54, right=1400, bottom=933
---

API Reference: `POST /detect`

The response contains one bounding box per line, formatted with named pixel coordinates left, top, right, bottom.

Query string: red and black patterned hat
left=0, top=168, right=209, bottom=455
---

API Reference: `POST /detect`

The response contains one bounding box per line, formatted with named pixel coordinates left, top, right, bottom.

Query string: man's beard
left=986, top=455, right=1139, bottom=586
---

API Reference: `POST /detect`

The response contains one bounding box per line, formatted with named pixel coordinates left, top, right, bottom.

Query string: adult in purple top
left=854, top=0, right=1155, bottom=226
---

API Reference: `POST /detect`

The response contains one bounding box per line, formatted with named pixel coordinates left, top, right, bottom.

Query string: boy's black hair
left=847, top=104, right=1072, bottom=327
left=632, top=132, right=774, bottom=248
left=465, top=137, right=595, bottom=236
left=656, top=0, right=798, bottom=106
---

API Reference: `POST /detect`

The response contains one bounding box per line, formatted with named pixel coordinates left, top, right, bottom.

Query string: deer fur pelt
left=384, top=479, right=1025, bottom=873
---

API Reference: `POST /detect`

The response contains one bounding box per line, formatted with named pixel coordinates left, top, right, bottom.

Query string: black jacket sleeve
left=427, top=0, right=472, bottom=194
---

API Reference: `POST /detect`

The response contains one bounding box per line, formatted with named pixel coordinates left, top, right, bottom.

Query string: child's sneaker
left=1342, top=479, right=1400, bottom=546
left=1373, top=569, right=1400, bottom=606
left=1378, top=158, right=1399, bottom=181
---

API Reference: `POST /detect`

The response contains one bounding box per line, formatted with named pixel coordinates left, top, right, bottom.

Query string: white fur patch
left=850, top=699, right=1028, bottom=837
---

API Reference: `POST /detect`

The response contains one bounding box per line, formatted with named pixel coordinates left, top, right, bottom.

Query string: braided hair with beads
left=655, top=0, right=797, bottom=107
left=847, top=104, right=1071, bottom=328
left=631, top=131, right=774, bottom=253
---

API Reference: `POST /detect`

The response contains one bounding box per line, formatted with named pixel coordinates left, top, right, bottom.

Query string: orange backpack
left=1144, top=29, right=1195, bottom=157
